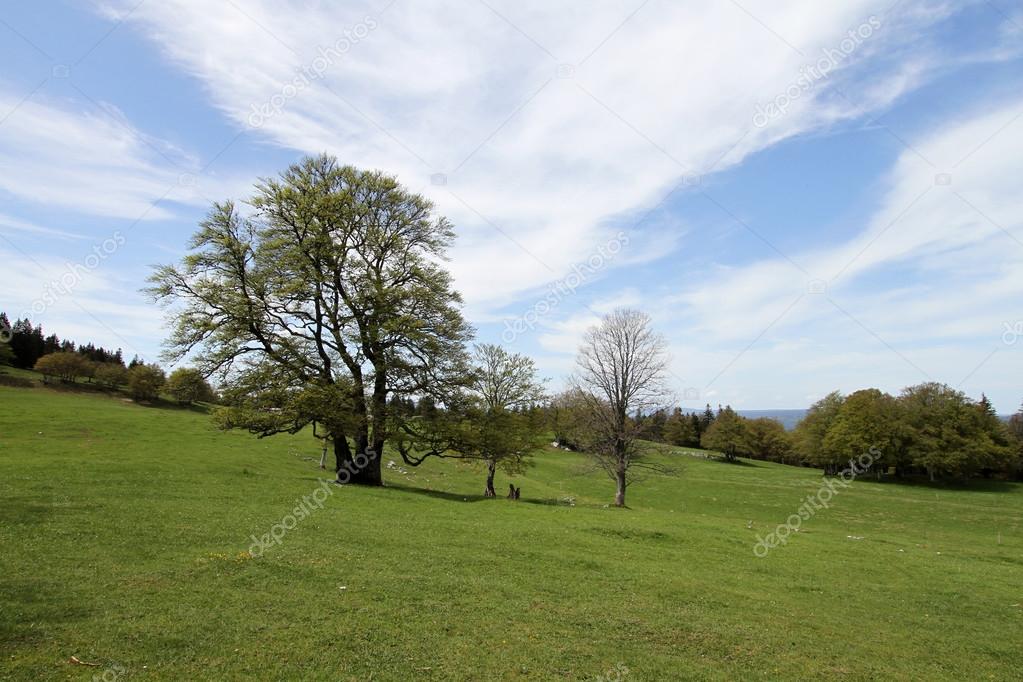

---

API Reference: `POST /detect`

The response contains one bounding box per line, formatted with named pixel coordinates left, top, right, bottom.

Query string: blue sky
left=1, top=0, right=1022, bottom=411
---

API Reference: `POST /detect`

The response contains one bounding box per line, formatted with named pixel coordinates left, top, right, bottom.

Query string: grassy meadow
left=1, top=379, right=1021, bottom=680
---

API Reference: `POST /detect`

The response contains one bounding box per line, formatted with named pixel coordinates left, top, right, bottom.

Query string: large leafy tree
left=822, top=389, right=905, bottom=476
left=149, top=155, right=473, bottom=485
left=899, top=383, right=1013, bottom=481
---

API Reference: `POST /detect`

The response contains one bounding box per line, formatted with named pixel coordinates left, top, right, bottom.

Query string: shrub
left=165, top=367, right=215, bottom=405
left=128, top=364, right=166, bottom=401
left=33, top=352, right=89, bottom=383
left=95, top=363, right=129, bottom=389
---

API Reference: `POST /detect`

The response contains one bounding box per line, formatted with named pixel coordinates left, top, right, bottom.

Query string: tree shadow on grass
left=864, top=475, right=1021, bottom=493
left=712, top=457, right=761, bottom=467
left=382, top=482, right=491, bottom=503
left=383, top=482, right=588, bottom=508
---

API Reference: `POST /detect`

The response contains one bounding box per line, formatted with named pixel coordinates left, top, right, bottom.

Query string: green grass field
left=2, top=382, right=1021, bottom=680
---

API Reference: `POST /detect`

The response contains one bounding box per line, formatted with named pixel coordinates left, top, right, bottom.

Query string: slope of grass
left=1, top=383, right=1021, bottom=680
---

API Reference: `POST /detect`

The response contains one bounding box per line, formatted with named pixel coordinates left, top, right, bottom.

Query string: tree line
left=619, top=388, right=1022, bottom=483
left=0, top=313, right=127, bottom=368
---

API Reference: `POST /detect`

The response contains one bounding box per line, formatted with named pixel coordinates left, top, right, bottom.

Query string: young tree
left=393, top=344, right=546, bottom=497
left=127, top=364, right=166, bottom=401
left=570, top=309, right=671, bottom=507
left=466, top=344, right=546, bottom=496
left=700, top=405, right=748, bottom=462
left=149, top=156, right=472, bottom=485
left=166, top=367, right=215, bottom=405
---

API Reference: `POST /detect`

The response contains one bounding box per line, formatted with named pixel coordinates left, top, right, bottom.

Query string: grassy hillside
left=1, top=383, right=1021, bottom=680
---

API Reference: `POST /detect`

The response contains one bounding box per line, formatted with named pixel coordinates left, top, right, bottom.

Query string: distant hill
left=733, top=409, right=1013, bottom=431
left=737, top=409, right=807, bottom=430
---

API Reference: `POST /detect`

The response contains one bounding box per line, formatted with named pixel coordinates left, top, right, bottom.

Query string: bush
left=33, top=352, right=89, bottom=383
left=128, top=364, right=166, bottom=401
left=95, top=363, right=129, bottom=389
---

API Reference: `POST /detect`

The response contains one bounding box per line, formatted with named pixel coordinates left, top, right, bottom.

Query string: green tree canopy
left=149, top=155, right=473, bottom=485
left=701, top=406, right=748, bottom=462
left=166, top=368, right=216, bottom=405
left=128, top=364, right=166, bottom=402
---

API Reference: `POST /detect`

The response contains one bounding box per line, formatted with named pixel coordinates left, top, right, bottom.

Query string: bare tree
left=571, top=309, right=672, bottom=507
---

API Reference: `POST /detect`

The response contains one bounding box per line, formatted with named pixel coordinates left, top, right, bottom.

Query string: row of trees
left=0, top=314, right=127, bottom=369
left=794, top=386, right=1020, bottom=481
left=29, top=351, right=213, bottom=404
left=647, top=387, right=1023, bottom=482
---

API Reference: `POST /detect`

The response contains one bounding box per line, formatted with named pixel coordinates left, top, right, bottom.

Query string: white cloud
left=0, top=87, right=249, bottom=221
left=647, top=97, right=1023, bottom=407
left=99, top=0, right=964, bottom=311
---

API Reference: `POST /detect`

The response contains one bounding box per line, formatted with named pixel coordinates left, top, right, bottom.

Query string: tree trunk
left=332, top=436, right=383, bottom=486
left=484, top=459, right=496, bottom=497
left=614, top=468, right=626, bottom=507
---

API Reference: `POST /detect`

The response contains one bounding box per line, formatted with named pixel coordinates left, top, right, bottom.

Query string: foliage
left=793, top=391, right=845, bottom=469
left=394, top=344, right=547, bottom=496
left=33, top=352, right=90, bottom=383
left=662, top=407, right=699, bottom=447
left=165, top=367, right=216, bottom=405
left=899, top=383, right=1014, bottom=481
left=744, top=417, right=793, bottom=463
left=821, top=389, right=904, bottom=475
left=127, top=363, right=166, bottom=401
left=792, top=384, right=1018, bottom=481
left=94, top=362, right=129, bottom=388
left=149, top=155, right=472, bottom=484
left=700, top=406, right=748, bottom=462
left=0, top=341, right=14, bottom=366
left=0, top=312, right=124, bottom=369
